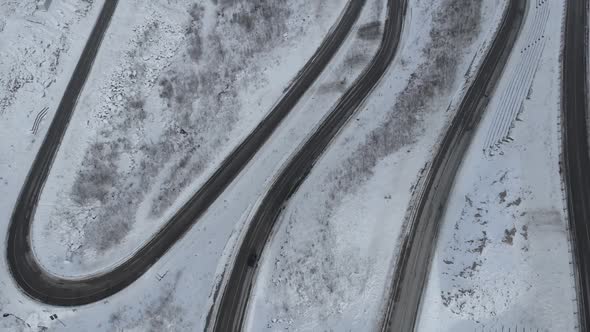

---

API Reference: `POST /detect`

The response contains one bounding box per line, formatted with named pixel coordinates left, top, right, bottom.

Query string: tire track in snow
left=31, top=106, right=48, bottom=135
left=495, top=1, right=548, bottom=140
left=483, top=1, right=547, bottom=151
left=483, top=0, right=549, bottom=154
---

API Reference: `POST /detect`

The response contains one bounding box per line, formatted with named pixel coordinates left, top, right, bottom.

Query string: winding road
left=379, top=0, right=526, bottom=330
left=561, top=0, right=590, bottom=329
left=208, top=0, right=408, bottom=331
left=7, top=0, right=365, bottom=306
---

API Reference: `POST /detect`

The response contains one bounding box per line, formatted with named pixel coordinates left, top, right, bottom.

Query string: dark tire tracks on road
left=208, top=0, right=408, bottom=331
left=7, top=0, right=119, bottom=303
left=561, top=0, right=590, bottom=329
left=7, top=0, right=364, bottom=306
left=379, top=0, right=526, bottom=330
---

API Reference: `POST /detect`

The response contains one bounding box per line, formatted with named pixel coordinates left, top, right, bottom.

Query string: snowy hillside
left=0, top=0, right=581, bottom=331
left=30, top=0, right=347, bottom=276
left=244, top=0, right=508, bottom=330
left=417, top=1, right=578, bottom=331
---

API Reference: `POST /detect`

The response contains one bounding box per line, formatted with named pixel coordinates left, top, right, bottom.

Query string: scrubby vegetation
left=49, top=0, right=323, bottom=260
left=0, top=1, right=95, bottom=115
left=104, top=272, right=188, bottom=331
left=265, top=0, right=487, bottom=327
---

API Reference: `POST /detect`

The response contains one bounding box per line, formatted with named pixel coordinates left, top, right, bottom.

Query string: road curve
left=208, top=1, right=408, bottom=331
left=7, top=0, right=119, bottom=300
left=561, top=0, right=590, bottom=329
left=7, top=1, right=365, bottom=305
left=379, top=0, right=526, bottom=331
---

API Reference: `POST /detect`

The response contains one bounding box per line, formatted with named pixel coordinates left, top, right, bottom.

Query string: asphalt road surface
left=208, top=1, right=408, bottom=331
left=7, top=0, right=119, bottom=302
left=7, top=0, right=364, bottom=305
left=379, top=0, right=526, bottom=331
left=561, top=0, right=590, bottom=329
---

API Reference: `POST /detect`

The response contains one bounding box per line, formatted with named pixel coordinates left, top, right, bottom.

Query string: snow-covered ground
left=0, top=0, right=101, bottom=117
left=0, top=0, right=398, bottom=330
left=0, top=0, right=103, bottom=216
left=416, top=1, right=578, bottom=331
left=588, top=2, right=590, bottom=144
left=0, top=0, right=574, bottom=331
left=243, top=0, right=506, bottom=330
left=27, top=0, right=349, bottom=276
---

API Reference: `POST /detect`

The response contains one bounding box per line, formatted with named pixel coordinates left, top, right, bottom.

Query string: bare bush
left=57, top=0, right=309, bottom=257
left=324, top=0, right=484, bottom=209
left=266, top=0, right=487, bottom=323
left=105, top=272, right=188, bottom=332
